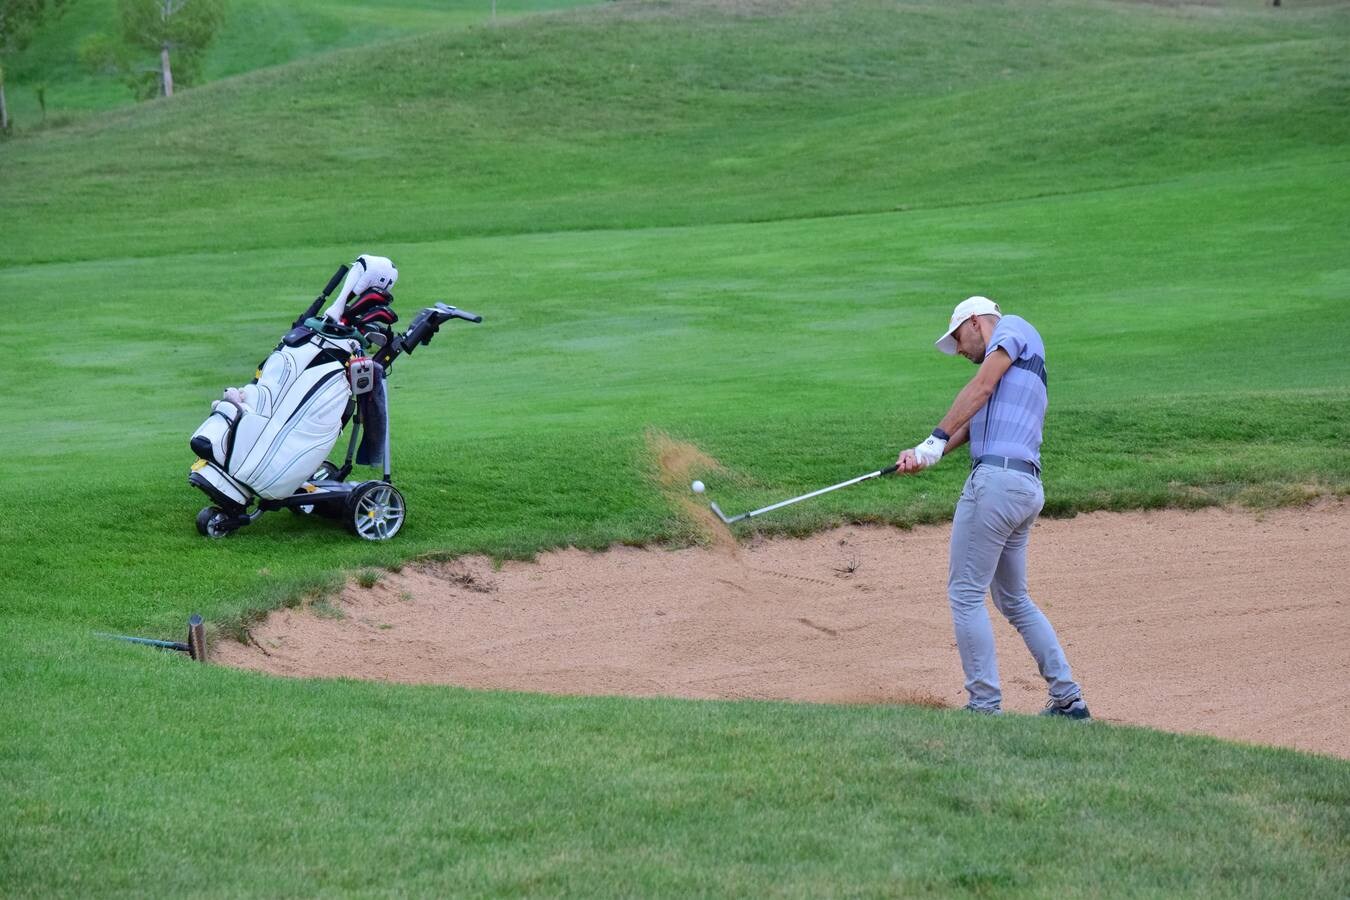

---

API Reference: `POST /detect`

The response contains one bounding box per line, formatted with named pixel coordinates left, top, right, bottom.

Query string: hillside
left=0, top=0, right=601, bottom=129
left=4, top=0, right=1347, bottom=264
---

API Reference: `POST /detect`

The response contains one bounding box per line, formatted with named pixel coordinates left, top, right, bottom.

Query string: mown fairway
left=3, top=0, right=1349, bottom=895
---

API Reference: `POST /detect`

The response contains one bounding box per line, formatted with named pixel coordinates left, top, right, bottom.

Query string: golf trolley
left=188, top=262, right=480, bottom=541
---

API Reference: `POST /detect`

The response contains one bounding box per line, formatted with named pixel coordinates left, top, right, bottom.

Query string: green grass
left=4, top=646, right=1349, bottom=896
left=7, top=0, right=1349, bottom=262
left=0, top=0, right=601, bottom=129
left=3, top=0, right=1350, bottom=894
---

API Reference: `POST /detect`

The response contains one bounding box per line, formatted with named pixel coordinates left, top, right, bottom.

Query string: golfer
left=895, top=296, right=1089, bottom=718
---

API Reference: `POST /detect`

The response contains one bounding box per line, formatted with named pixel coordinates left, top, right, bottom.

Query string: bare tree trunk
left=0, top=82, right=8, bottom=132
left=161, top=44, right=174, bottom=97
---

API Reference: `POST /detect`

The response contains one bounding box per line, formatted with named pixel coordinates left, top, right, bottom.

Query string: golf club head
left=709, top=501, right=746, bottom=525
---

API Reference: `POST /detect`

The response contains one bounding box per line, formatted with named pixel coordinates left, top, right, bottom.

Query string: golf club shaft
left=95, top=633, right=191, bottom=652
left=729, top=464, right=899, bottom=522
left=294, top=264, right=350, bottom=327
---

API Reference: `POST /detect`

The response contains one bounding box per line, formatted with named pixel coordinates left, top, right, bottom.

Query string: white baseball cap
left=935, top=295, right=1001, bottom=355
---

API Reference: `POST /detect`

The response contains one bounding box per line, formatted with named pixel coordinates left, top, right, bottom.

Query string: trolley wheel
left=196, top=506, right=235, bottom=539
left=345, top=481, right=406, bottom=541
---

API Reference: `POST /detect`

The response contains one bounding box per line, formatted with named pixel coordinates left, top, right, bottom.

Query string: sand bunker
left=217, top=502, right=1350, bottom=759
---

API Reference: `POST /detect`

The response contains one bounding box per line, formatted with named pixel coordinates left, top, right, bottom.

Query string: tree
left=82, top=0, right=224, bottom=100
left=0, top=0, right=68, bottom=132
left=120, top=0, right=224, bottom=98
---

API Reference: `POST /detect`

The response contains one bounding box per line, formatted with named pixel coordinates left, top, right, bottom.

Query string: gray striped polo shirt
left=969, top=314, right=1047, bottom=468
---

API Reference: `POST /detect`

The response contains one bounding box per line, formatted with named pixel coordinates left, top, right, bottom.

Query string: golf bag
left=189, top=322, right=364, bottom=504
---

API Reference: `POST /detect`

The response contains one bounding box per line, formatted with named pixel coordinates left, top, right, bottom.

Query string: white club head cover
left=322, top=254, right=399, bottom=323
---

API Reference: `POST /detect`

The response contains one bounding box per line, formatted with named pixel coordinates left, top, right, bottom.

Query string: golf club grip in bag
left=292, top=265, right=351, bottom=328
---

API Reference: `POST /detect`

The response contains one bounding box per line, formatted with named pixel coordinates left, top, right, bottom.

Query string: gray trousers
left=948, top=465, right=1080, bottom=711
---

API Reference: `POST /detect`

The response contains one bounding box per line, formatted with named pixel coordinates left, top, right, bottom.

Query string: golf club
left=95, top=633, right=191, bottom=652
left=95, top=613, right=207, bottom=662
left=706, top=464, right=899, bottom=524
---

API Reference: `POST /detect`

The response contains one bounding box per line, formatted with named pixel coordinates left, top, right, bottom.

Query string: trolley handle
left=439, top=304, right=482, bottom=324
left=373, top=303, right=482, bottom=369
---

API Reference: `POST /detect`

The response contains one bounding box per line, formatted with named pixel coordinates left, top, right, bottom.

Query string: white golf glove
left=912, top=430, right=948, bottom=468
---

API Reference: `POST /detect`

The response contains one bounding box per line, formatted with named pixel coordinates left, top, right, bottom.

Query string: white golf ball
left=691, top=480, right=705, bottom=494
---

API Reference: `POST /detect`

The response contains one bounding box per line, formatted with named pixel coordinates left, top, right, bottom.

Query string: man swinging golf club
left=895, top=296, right=1089, bottom=719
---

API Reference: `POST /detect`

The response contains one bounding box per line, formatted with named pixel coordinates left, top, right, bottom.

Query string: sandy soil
left=217, top=502, right=1350, bottom=759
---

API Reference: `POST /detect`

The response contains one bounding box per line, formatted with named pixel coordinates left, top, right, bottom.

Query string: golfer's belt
left=972, top=455, right=1040, bottom=477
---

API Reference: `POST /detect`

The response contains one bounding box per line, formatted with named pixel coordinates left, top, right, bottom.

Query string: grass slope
left=4, top=0, right=1349, bottom=263
left=1, top=0, right=600, bottom=129
left=5, top=647, right=1348, bottom=896
left=3, top=0, right=1349, bottom=894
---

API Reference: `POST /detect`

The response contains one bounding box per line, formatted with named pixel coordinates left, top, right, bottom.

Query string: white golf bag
left=189, top=255, right=397, bottom=508
left=189, top=326, right=363, bottom=505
